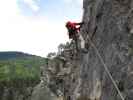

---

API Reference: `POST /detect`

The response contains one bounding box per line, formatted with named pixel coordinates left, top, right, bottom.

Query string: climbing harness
left=84, top=30, right=125, bottom=100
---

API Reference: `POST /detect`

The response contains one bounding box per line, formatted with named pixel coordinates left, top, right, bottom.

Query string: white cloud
left=23, top=0, right=40, bottom=12
left=0, top=0, right=19, bottom=18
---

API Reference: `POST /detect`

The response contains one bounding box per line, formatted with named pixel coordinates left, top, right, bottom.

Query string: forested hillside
left=0, top=52, right=47, bottom=100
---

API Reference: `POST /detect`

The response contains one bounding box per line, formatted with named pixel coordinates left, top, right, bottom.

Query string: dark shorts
left=68, top=29, right=77, bottom=39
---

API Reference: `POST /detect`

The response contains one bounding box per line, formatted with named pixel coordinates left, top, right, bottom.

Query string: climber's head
left=66, top=21, right=71, bottom=28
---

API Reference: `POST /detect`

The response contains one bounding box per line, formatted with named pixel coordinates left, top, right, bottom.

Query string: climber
left=65, top=21, right=83, bottom=39
left=66, top=21, right=83, bottom=52
left=65, top=21, right=88, bottom=54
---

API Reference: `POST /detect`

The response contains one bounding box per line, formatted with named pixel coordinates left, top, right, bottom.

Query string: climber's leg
left=78, top=33, right=88, bottom=53
left=75, top=38, right=79, bottom=52
left=79, top=34, right=85, bottom=49
left=73, top=33, right=79, bottom=53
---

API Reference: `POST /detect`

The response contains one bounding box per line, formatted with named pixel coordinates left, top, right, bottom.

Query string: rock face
left=46, top=0, right=133, bottom=100
left=80, top=0, right=133, bottom=99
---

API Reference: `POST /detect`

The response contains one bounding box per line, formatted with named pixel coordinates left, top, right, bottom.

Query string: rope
left=84, top=30, right=125, bottom=100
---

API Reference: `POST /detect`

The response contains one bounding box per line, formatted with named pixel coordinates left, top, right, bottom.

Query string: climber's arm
left=74, top=22, right=84, bottom=31
left=74, top=22, right=84, bottom=26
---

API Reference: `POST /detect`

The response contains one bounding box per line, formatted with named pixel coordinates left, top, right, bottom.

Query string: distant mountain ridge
left=0, top=51, right=36, bottom=60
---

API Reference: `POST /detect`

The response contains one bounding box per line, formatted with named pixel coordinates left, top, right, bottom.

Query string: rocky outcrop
left=30, top=83, right=57, bottom=100
left=46, top=0, right=133, bottom=100
left=30, top=65, right=58, bottom=100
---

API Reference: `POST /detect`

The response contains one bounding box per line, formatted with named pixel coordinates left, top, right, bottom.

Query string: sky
left=0, top=0, right=83, bottom=57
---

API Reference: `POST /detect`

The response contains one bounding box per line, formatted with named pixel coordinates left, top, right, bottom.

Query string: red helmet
left=66, top=21, right=71, bottom=28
